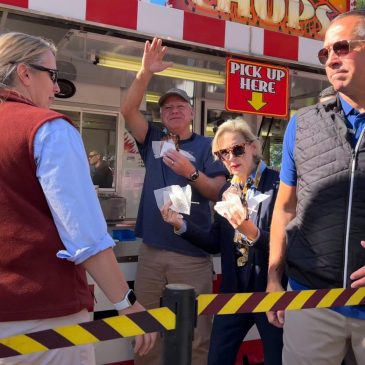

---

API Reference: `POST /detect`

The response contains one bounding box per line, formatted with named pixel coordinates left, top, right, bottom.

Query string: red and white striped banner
left=0, top=0, right=324, bottom=67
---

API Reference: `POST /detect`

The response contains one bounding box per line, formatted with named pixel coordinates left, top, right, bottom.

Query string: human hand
left=142, top=37, right=173, bottom=74
left=119, top=301, right=157, bottom=356
left=162, top=149, right=196, bottom=179
left=160, top=201, right=184, bottom=230
left=350, top=240, right=365, bottom=288
left=224, top=204, right=248, bottom=230
left=266, top=280, right=285, bottom=328
left=222, top=184, right=242, bottom=200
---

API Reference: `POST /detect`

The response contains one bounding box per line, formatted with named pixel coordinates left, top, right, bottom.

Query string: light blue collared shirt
left=34, top=118, right=115, bottom=264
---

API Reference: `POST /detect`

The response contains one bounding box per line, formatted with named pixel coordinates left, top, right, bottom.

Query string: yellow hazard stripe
left=0, top=335, right=48, bottom=355
left=148, top=307, right=176, bottom=330
left=218, top=293, right=252, bottom=315
left=346, top=287, right=365, bottom=306
left=197, top=293, right=217, bottom=315
left=253, top=291, right=286, bottom=312
left=55, top=324, right=99, bottom=345
left=285, top=290, right=316, bottom=310
left=103, top=315, right=145, bottom=337
left=316, top=288, right=343, bottom=308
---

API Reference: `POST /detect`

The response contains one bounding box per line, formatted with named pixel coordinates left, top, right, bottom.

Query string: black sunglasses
left=28, top=64, right=59, bottom=84
left=318, top=39, right=365, bottom=65
left=214, top=143, right=247, bottom=161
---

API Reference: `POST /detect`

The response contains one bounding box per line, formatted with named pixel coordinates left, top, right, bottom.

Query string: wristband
left=113, top=289, right=136, bottom=311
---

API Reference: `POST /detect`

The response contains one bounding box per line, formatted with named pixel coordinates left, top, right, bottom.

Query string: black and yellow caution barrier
left=198, top=287, right=365, bottom=315
left=0, top=307, right=175, bottom=358
left=1, top=287, right=364, bottom=358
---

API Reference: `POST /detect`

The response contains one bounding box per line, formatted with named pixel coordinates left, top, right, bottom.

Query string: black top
left=92, top=162, right=113, bottom=188
left=182, top=167, right=281, bottom=293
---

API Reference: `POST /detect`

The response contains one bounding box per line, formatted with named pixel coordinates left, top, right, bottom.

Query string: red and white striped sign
left=0, top=0, right=324, bottom=67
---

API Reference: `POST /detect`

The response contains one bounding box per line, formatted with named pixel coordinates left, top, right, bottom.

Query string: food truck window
left=53, top=108, right=118, bottom=189
left=53, top=109, right=81, bottom=130
left=144, top=101, right=164, bottom=130
left=83, top=112, right=117, bottom=189
left=205, top=107, right=243, bottom=137
left=259, top=117, right=288, bottom=169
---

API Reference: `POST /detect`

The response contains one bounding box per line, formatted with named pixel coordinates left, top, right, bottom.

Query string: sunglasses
left=317, top=39, right=365, bottom=65
left=89, top=154, right=98, bottom=159
left=28, top=64, right=59, bottom=84
left=214, top=143, right=247, bottom=161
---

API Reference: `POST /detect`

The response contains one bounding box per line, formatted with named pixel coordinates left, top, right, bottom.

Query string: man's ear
left=189, top=107, right=194, bottom=120
left=16, top=63, right=31, bottom=86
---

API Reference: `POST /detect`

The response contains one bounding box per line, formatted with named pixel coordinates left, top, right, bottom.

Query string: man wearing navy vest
left=267, top=10, right=365, bottom=364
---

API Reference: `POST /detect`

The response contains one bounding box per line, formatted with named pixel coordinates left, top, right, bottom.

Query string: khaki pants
left=283, top=307, right=365, bottom=365
left=0, top=309, right=95, bottom=365
left=134, top=244, right=213, bottom=365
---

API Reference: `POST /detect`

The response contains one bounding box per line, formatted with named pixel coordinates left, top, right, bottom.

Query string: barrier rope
left=198, top=288, right=365, bottom=315
left=1, top=288, right=364, bottom=358
left=0, top=308, right=175, bottom=358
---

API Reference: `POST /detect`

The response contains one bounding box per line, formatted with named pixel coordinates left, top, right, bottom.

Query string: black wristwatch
left=113, top=289, right=137, bottom=311
left=188, top=169, right=200, bottom=182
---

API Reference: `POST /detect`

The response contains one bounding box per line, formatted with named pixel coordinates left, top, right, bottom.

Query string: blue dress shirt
left=33, top=118, right=115, bottom=264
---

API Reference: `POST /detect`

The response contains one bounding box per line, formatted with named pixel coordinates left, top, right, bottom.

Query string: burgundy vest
left=0, top=90, right=93, bottom=321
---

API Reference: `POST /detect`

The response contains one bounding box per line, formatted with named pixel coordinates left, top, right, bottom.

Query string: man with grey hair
left=267, top=10, right=365, bottom=364
left=121, top=37, right=226, bottom=365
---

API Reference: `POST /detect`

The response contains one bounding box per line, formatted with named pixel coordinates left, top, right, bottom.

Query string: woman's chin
left=232, top=171, right=243, bottom=179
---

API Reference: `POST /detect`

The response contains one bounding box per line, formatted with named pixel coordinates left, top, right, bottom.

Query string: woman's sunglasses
left=214, top=143, right=247, bottom=161
left=317, top=39, right=365, bottom=65
left=28, top=64, right=59, bottom=84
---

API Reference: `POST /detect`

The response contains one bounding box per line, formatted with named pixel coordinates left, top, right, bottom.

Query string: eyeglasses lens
left=216, top=144, right=246, bottom=160
left=28, top=64, right=58, bottom=84
left=318, top=40, right=350, bottom=65
left=49, top=70, right=58, bottom=83
left=232, top=145, right=245, bottom=157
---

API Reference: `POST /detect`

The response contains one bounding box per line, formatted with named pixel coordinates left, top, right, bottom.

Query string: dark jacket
left=92, top=161, right=113, bottom=188
left=182, top=167, right=279, bottom=293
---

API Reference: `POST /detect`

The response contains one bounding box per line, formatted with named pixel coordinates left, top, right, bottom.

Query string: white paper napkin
left=154, top=184, right=192, bottom=215
left=214, top=191, right=270, bottom=218
left=152, top=139, right=196, bottom=162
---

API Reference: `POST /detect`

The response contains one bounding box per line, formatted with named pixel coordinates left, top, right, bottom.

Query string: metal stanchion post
left=162, top=283, right=196, bottom=365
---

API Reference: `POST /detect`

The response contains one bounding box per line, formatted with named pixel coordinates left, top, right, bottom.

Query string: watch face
left=190, top=170, right=199, bottom=181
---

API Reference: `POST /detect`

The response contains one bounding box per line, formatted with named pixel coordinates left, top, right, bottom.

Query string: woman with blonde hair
left=0, top=32, right=155, bottom=365
left=161, top=118, right=284, bottom=365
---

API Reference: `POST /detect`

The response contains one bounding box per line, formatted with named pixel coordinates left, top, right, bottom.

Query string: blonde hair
left=0, top=32, right=56, bottom=88
left=212, top=118, right=262, bottom=163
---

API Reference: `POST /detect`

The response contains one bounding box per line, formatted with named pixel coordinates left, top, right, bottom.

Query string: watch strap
left=113, top=289, right=136, bottom=311
left=188, top=169, right=199, bottom=182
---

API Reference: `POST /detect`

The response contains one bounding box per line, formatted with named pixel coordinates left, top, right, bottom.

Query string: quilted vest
left=286, top=99, right=365, bottom=288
